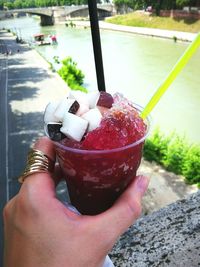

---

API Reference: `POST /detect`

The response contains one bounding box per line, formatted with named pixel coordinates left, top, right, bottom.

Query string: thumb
left=94, top=175, right=149, bottom=242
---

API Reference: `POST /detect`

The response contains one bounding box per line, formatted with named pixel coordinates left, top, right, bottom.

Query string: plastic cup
left=54, top=105, right=150, bottom=215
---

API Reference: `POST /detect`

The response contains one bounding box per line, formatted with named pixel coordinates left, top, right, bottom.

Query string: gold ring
left=18, top=149, right=55, bottom=183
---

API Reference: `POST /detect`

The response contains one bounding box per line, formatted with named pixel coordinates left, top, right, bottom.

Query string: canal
left=1, top=16, right=200, bottom=144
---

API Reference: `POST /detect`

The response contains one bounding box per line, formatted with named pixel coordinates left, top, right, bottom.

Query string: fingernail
left=136, top=175, right=149, bottom=196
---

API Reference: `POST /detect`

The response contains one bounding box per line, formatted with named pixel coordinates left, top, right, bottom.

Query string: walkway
left=75, top=20, right=197, bottom=42
left=0, top=30, right=69, bottom=263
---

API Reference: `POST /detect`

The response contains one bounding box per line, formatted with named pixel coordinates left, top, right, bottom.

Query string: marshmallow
left=76, top=103, right=90, bottom=116
left=44, top=101, right=60, bottom=123
left=81, top=108, right=102, bottom=132
left=87, top=91, right=100, bottom=108
left=61, top=112, right=88, bottom=141
left=69, top=90, right=89, bottom=107
left=54, top=98, right=76, bottom=121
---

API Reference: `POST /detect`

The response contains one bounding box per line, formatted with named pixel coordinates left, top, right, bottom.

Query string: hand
left=3, top=137, right=149, bottom=267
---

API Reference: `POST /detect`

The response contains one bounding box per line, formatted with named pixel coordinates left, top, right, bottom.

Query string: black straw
left=88, top=0, right=106, bottom=92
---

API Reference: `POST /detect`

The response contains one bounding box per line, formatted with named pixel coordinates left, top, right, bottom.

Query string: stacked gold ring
left=18, top=149, right=54, bottom=183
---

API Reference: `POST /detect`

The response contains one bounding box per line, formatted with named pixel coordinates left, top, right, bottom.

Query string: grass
left=106, top=12, right=200, bottom=33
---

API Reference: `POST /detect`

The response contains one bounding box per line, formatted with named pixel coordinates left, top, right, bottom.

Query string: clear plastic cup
left=53, top=104, right=150, bottom=215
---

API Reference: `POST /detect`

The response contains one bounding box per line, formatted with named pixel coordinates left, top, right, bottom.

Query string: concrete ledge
left=110, top=191, right=200, bottom=266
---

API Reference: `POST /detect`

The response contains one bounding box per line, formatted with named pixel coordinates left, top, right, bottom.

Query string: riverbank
left=106, top=11, right=200, bottom=33
left=73, top=20, right=196, bottom=42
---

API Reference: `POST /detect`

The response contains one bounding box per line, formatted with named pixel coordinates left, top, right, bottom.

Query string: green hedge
left=143, top=129, right=200, bottom=187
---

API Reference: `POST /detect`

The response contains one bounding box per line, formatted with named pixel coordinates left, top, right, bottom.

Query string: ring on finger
left=18, top=148, right=55, bottom=183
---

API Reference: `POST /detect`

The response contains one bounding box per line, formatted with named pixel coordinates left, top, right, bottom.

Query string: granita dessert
left=44, top=91, right=149, bottom=215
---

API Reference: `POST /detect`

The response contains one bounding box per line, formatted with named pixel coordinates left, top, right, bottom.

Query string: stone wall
left=160, top=9, right=200, bottom=19
left=110, top=191, right=200, bottom=266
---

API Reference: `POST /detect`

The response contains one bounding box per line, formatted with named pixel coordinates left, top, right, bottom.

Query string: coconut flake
left=69, top=90, right=89, bottom=107
left=44, top=101, right=60, bottom=123
left=54, top=98, right=76, bottom=121
left=81, top=108, right=102, bottom=132
left=87, top=91, right=100, bottom=108
left=76, top=103, right=90, bottom=116
left=61, top=112, right=88, bottom=141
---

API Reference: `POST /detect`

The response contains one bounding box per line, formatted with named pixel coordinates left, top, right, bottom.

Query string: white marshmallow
left=76, top=103, right=90, bottom=116
left=44, top=101, right=60, bottom=123
left=54, top=98, right=75, bottom=121
left=69, top=90, right=89, bottom=107
left=87, top=91, right=100, bottom=108
left=60, top=113, right=88, bottom=141
left=81, top=108, right=102, bottom=132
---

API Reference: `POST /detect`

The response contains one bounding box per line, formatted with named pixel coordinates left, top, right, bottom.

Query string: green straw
left=141, top=32, right=200, bottom=119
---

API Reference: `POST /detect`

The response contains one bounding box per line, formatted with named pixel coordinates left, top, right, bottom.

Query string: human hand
left=3, top=137, right=149, bottom=267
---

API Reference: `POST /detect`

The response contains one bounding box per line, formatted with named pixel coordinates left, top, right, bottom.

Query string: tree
left=155, top=0, right=164, bottom=15
left=176, top=0, right=191, bottom=8
left=0, top=0, right=4, bottom=10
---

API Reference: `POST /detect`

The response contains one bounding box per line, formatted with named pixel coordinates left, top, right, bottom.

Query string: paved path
left=75, top=20, right=197, bottom=42
left=0, top=30, right=69, bottom=263
left=0, top=33, right=9, bottom=265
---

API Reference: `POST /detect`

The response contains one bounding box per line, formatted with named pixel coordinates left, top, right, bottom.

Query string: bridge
left=0, top=4, right=116, bottom=26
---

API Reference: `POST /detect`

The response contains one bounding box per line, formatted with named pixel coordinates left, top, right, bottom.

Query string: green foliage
left=53, top=55, right=60, bottom=64
left=143, top=129, right=200, bottom=187
left=162, top=135, right=188, bottom=174
left=182, top=146, right=200, bottom=186
left=176, top=0, right=190, bottom=8
left=113, top=0, right=199, bottom=11
left=143, top=128, right=170, bottom=164
left=2, top=0, right=89, bottom=10
left=57, top=57, right=87, bottom=93
left=1, top=0, right=199, bottom=10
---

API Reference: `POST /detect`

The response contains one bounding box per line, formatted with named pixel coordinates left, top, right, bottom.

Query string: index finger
left=20, top=137, right=56, bottom=197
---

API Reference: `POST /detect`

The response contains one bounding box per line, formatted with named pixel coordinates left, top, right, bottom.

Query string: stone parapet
left=160, top=9, right=200, bottom=19
left=110, top=191, right=200, bottom=266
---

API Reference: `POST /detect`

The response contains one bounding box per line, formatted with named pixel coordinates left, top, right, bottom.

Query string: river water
left=1, top=17, right=200, bottom=144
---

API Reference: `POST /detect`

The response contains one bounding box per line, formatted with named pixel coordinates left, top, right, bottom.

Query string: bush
left=143, top=129, right=200, bottom=187
left=182, top=146, right=200, bottom=187
left=162, top=135, right=188, bottom=175
left=57, top=57, right=87, bottom=93
left=143, top=128, right=170, bottom=164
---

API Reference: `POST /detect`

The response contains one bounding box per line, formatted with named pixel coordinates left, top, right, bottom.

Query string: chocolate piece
left=47, top=123, right=65, bottom=141
left=68, top=100, right=80, bottom=114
